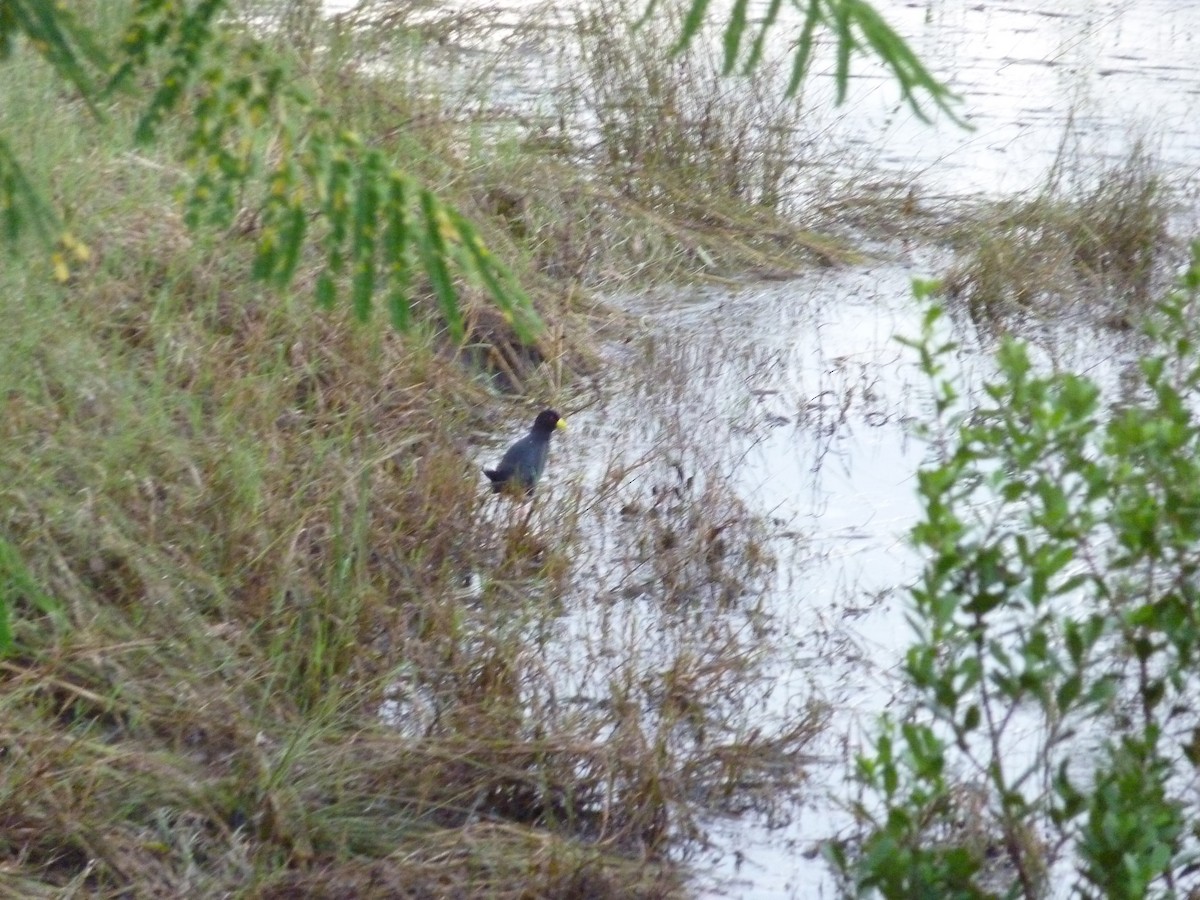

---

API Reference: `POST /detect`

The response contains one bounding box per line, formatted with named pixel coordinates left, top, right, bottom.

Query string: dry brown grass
left=2, top=218, right=811, bottom=894
left=944, top=142, right=1171, bottom=332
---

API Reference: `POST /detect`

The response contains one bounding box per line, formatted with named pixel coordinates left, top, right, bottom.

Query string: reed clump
left=945, top=142, right=1170, bottom=331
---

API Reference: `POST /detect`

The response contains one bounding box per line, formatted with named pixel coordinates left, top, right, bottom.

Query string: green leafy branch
left=0, top=1, right=107, bottom=259
left=838, top=246, right=1200, bottom=896
left=658, top=0, right=964, bottom=124
left=1, top=0, right=538, bottom=338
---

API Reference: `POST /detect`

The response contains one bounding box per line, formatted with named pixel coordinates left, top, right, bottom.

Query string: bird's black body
left=484, top=409, right=566, bottom=495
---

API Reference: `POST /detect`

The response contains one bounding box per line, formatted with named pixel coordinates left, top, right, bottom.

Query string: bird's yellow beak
left=557, top=417, right=568, bottom=431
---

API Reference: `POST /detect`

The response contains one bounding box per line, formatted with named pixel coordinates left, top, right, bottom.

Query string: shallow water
left=559, top=265, right=943, bottom=897
left=481, top=0, right=1198, bottom=891
left=550, top=257, right=1151, bottom=898
left=319, top=0, right=1200, bottom=203
left=806, top=0, right=1200, bottom=198
left=561, top=260, right=943, bottom=893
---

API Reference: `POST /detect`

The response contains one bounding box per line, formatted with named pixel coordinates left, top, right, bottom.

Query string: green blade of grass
left=745, top=0, right=784, bottom=75
left=786, top=1, right=822, bottom=97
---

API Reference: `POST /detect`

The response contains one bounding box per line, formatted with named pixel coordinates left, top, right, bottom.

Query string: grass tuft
left=944, top=141, right=1170, bottom=331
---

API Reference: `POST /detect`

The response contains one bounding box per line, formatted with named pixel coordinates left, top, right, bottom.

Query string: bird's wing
left=496, top=435, right=535, bottom=473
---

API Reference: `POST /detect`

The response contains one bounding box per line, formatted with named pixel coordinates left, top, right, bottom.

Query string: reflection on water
left=558, top=262, right=947, bottom=898
left=550, top=252, right=1144, bottom=896
left=318, top=0, right=1200, bottom=203
left=817, top=0, right=1200, bottom=197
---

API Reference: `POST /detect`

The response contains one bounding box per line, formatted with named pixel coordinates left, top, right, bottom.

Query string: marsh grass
left=571, top=0, right=798, bottom=214
left=945, top=141, right=1170, bottom=331
left=237, top=0, right=859, bottom=294
left=0, top=2, right=830, bottom=894
left=0, top=229, right=813, bottom=894
left=454, top=0, right=858, bottom=286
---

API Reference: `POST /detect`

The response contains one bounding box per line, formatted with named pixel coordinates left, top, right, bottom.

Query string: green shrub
left=835, top=243, right=1200, bottom=897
